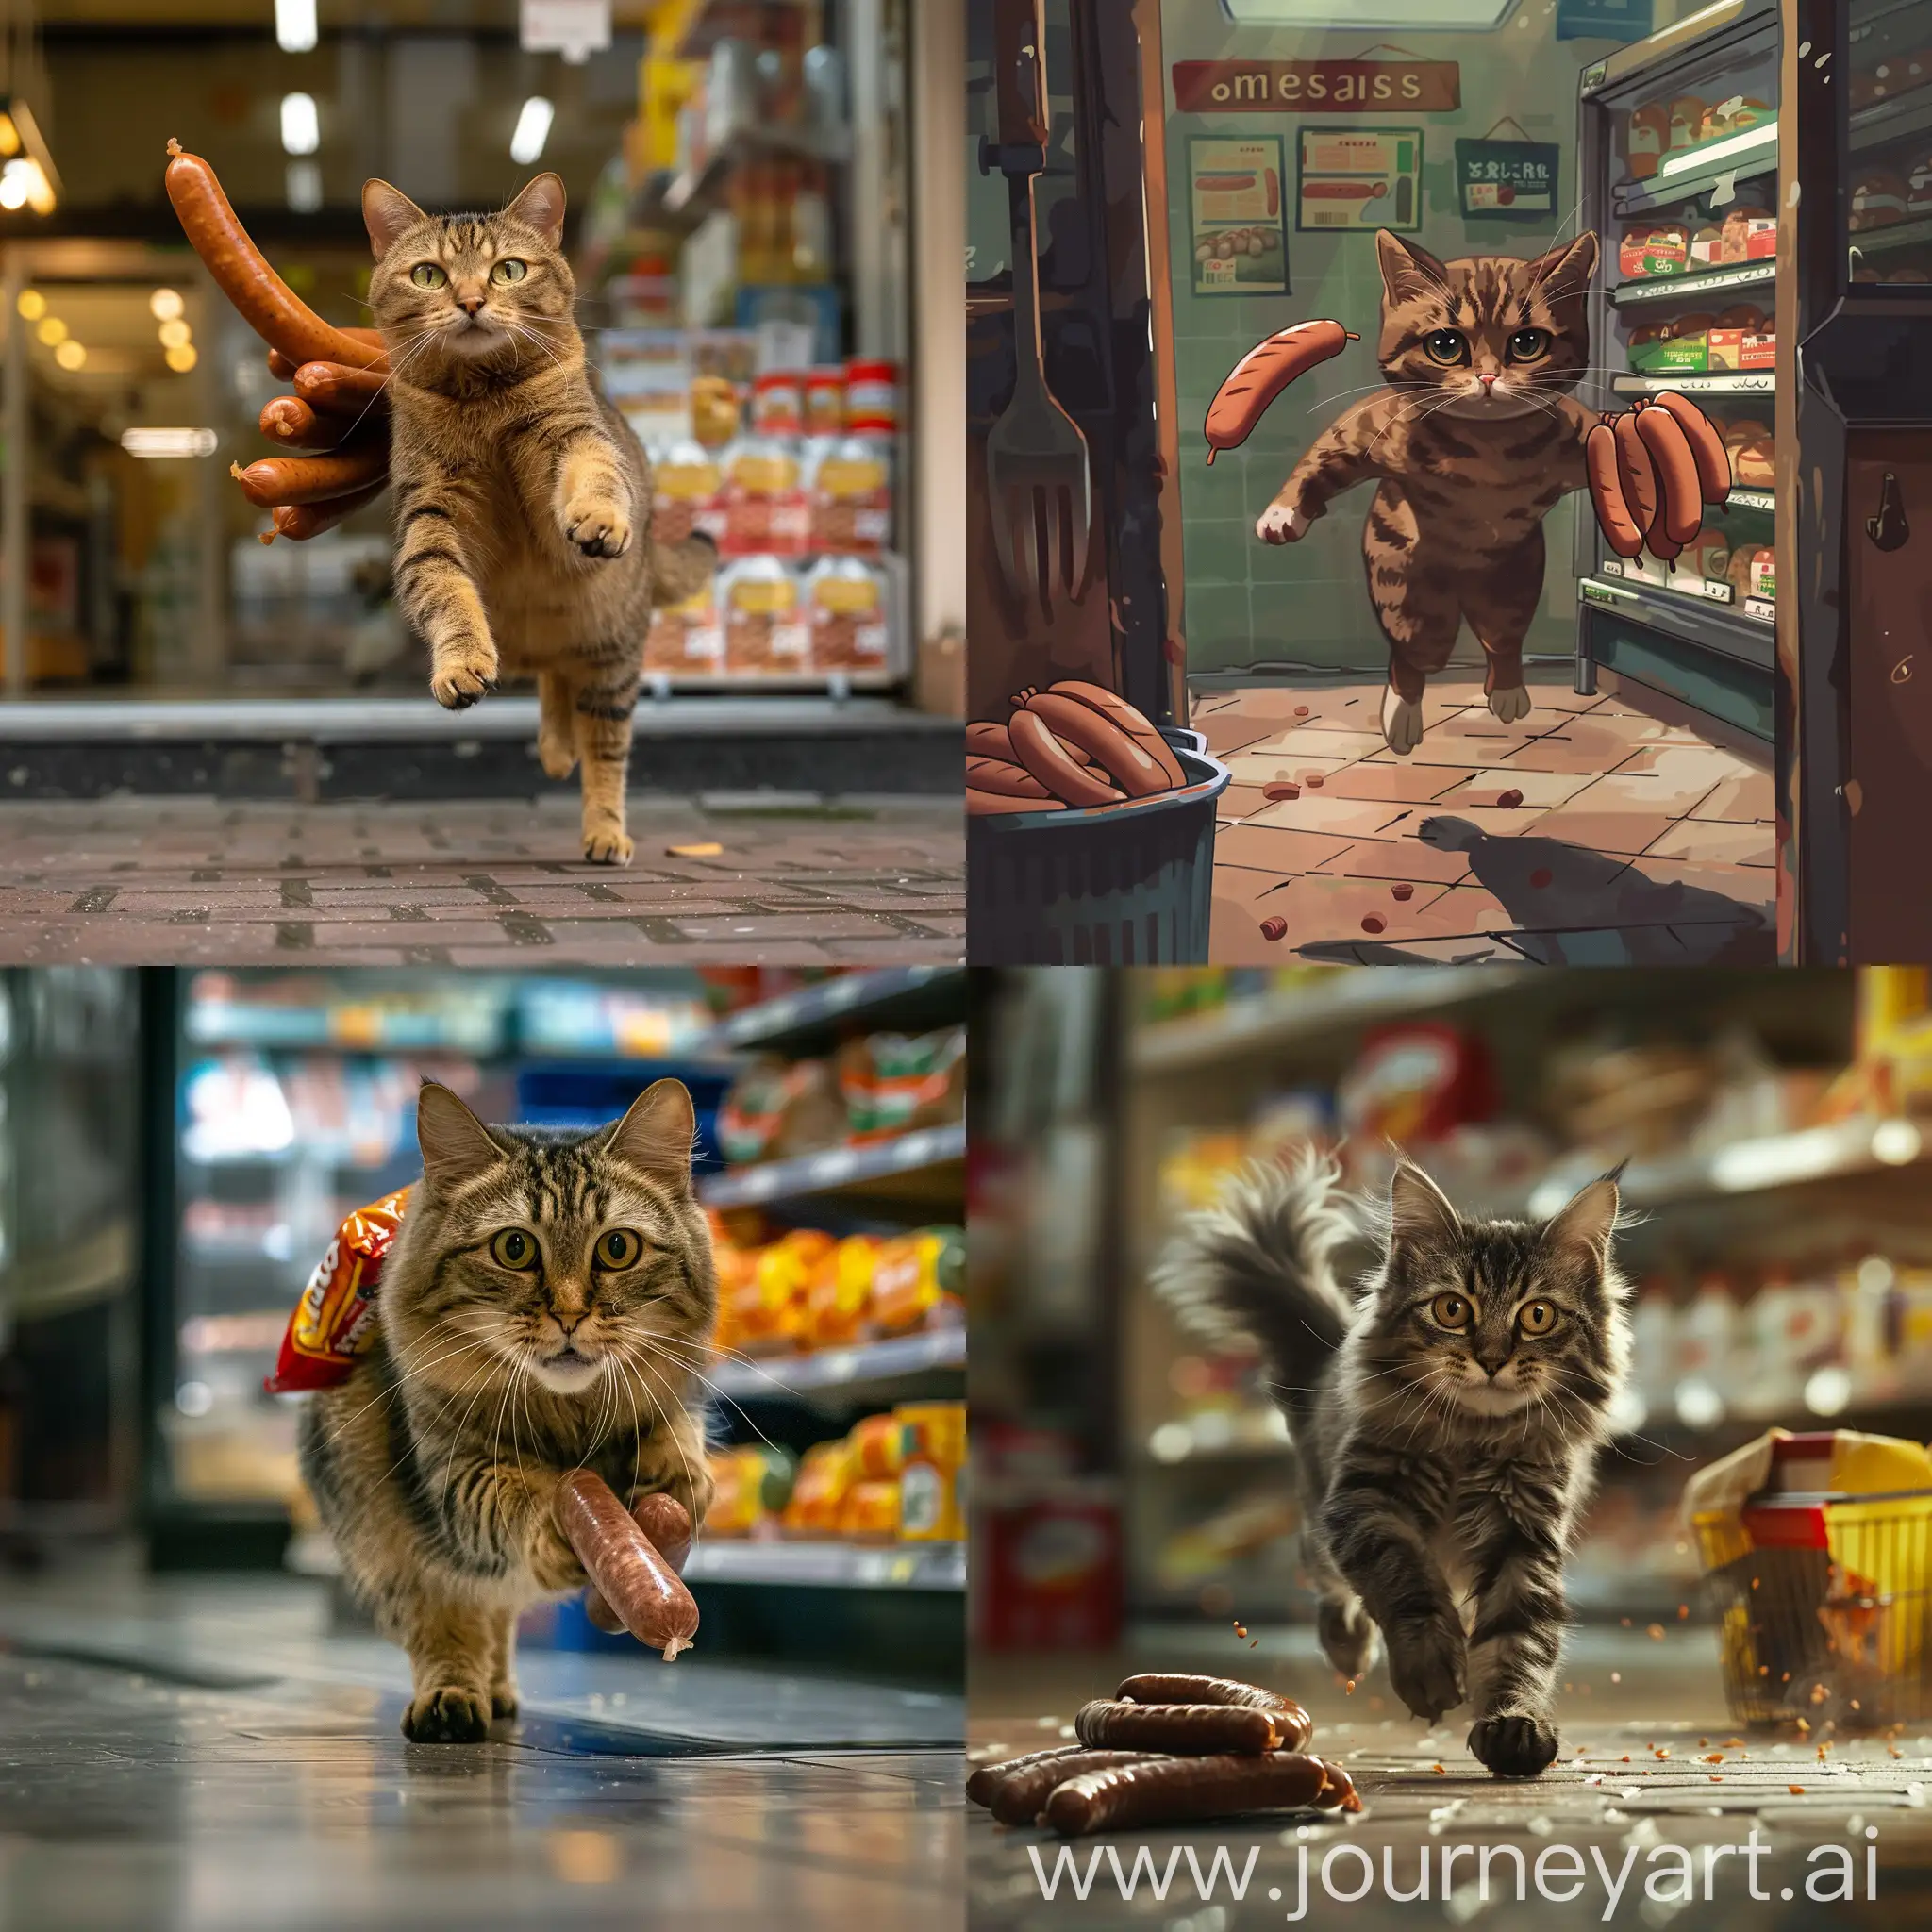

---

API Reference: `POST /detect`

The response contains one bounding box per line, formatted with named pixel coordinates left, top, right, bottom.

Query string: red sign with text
left=1174, top=58, right=1461, bottom=115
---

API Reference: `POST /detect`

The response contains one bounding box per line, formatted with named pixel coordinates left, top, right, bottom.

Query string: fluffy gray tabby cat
left=1155, top=1153, right=1628, bottom=1778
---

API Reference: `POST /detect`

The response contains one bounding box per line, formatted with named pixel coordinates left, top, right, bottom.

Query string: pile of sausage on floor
left=966, top=683, right=1190, bottom=817
left=967, top=1673, right=1357, bottom=1837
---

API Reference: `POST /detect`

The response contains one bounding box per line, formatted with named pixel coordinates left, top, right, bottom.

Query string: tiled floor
left=0, top=793, right=964, bottom=965
left=1195, top=674, right=1774, bottom=966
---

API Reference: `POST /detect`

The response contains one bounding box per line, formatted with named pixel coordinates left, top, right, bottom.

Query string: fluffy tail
left=650, top=532, right=718, bottom=608
left=1151, top=1152, right=1357, bottom=1435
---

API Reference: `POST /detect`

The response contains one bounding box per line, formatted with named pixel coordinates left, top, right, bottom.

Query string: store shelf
left=1131, top=968, right=1528, bottom=1075
left=1578, top=576, right=1775, bottom=666
left=658, top=124, right=851, bottom=225
left=709, top=1325, right=964, bottom=1399
left=1849, top=211, right=1932, bottom=258
left=1610, top=371, right=1774, bottom=396
left=1608, top=260, right=1774, bottom=308
left=696, top=1124, right=966, bottom=1209
left=1850, top=82, right=1932, bottom=153
left=1612, top=125, right=1777, bottom=218
left=682, top=1541, right=964, bottom=1591
left=1725, top=488, right=1774, bottom=513
left=708, top=967, right=964, bottom=1058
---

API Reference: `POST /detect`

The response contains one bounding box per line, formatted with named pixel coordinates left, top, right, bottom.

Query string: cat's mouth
left=532, top=1342, right=605, bottom=1391
left=1452, top=1375, right=1534, bottom=1416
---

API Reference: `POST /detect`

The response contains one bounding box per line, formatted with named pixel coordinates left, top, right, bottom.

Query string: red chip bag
left=266, top=1189, right=411, bottom=1393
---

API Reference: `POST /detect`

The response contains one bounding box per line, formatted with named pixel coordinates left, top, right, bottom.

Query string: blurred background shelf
left=708, top=967, right=965, bottom=1057
left=697, top=1124, right=965, bottom=1210
left=682, top=1540, right=964, bottom=1591
left=709, top=1325, right=964, bottom=1399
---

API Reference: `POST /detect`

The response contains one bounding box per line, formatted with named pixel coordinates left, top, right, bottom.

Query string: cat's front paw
left=564, top=497, right=633, bottom=559
left=1318, top=1597, right=1382, bottom=1681
left=1381, top=688, right=1424, bottom=757
left=537, top=730, right=577, bottom=780
left=491, top=1686, right=521, bottom=1722
left=1469, top=1713, right=1558, bottom=1778
left=1256, top=502, right=1309, bottom=544
left=1386, top=1613, right=1467, bottom=1723
left=430, top=641, right=498, bottom=710
left=582, top=823, right=634, bottom=866
left=1488, top=684, right=1532, bottom=726
left=402, top=1686, right=491, bottom=1743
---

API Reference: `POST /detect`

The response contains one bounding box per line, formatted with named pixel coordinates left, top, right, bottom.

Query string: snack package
left=807, top=437, right=892, bottom=555
left=266, top=1189, right=411, bottom=1393
left=804, top=557, right=891, bottom=674
left=718, top=429, right=809, bottom=558
left=706, top=1445, right=797, bottom=1537
left=845, top=358, right=899, bottom=437
left=783, top=1438, right=857, bottom=1537
left=839, top=1477, right=902, bottom=1542
left=804, top=1234, right=881, bottom=1350
left=652, top=440, right=726, bottom=549
left=721, top=558, right=811, bottom=675
left=871, top=1226, right=967, bottom=1336
left=837, top=1025, right=967, bottom=1140
left=1851, top=172, right=1911, bottom=231
left=643, top=578, right=725, bottom=677
left=804, top=365, right=846, bottom=438
left=717, top=1054, right=846, bottom=1164
left=1627, top=102, right=1670, bottom=180
left=897, top=1400, right=967, bottom=1541
left=850, top=1411, right=907, bottom=1480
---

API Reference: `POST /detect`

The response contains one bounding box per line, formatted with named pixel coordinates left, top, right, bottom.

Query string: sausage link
left=1007, top=709, right=1126, bottom=809
left=1205, top=321, right=1357, bottom=462
left=967, top=755, right=1054, bottom=799
left=261, top=481, right=388, bottom=542
left=1024, top=692, right=1176, bottom=798
left=1074, top=1699, right=1279, bottom=1755
left=1612, top=412, right=1659, bottom=541
left=968, top=786, right=1065, bottom=817
left=989, top=1752, right=1162, bottom=1826
left=586, top=1492, right=692, bottom=1634
left=231, top=443, right=389, bottom=508
left=556, top=1469, right=699, bottom=1660
left=967, top=717, right=1095, bottom=769
left=259, top=396, right=342, bottom=450
left=1037, top=681, right=1186, bottom=789
left=1115, top=1674, right=1312, bottom=1750
left=164, top=142, right=387, bottom=371
left=294, top=361, right=391, bottom=414
left=1634, top=403, right=1705, bottom=545
left=1649, top=391, right=1733, bottom=504
left=1043, top=1752, right=1344, bottom=1837
left=1585, top=424, right=1645, bottom=558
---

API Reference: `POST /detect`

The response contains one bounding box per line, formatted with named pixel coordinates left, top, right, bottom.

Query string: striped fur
left=1264, top=231, right=1600, bottom=747
left=1156, top=1155, right=1629, bottom=1779
left=364, top=175, right=716, bottom=865
left=301, top=1078, right=716, bottom=1742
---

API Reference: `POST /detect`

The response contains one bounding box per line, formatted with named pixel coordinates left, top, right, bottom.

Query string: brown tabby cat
left=300, top=1078, right=717, bottom=1742
left=362, top=174, right=715, bottom=864
left=1257, top=230, right=1601, bottom=757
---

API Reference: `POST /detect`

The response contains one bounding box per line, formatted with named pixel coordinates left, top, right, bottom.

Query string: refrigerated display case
left=1573, top=0, right=1781, bottom=745
left=1788, top=0, right=1932, bottom=962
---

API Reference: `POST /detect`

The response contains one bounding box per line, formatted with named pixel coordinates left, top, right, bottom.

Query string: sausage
left=295, top=361, right=391, bottom=415
left=1612, top=411, right=1659, bottom=542
left=585, top=1492, right=692, bottom=1634
left=1074, top=1699, right=1282, bottom=1754
left=231, top=443, right=389, bottom=508
left=259, top=396, right=341, bottom=450
left=554, top=1468, right=699, bottom=1660
left=967, top=786, right=1065, bottom=816
left=1634, top=404, right=1705, bottom=545
left=1649, top=390, right=1732, bottom=505
left=967, top=756, right=1054, bottom=799
left=1205, top=321, right=1358, bottom=463
left=1586, top=424, right=1645, bottom=558
left=260, top=481, right=389, bottom=541
left=1115, top=1674, right=1313, bottom=1749
left=1007, top=710, right=1126, bottom=809
left=1023, top=692, right=1178, bottom=799
left=988, top=1753, right=1161, bottom=1826
left=967, top=718, right=1096, bottom=769
left=1032, top=682, right=1186, bottom=790
left=1042, top=1752, right=1349, bottom=1837
left=164, top=141, right=387, bottom=371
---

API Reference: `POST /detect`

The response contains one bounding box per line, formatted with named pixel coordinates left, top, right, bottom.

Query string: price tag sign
left=520, top=0, right=608, bottom=62
left=1453, top=133, right=1559, bottom=222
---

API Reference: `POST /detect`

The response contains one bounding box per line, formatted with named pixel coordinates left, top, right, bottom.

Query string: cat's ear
left=362, top=179, right=426, bottom=258
left=1374, top=230, right=1448, bottom=305
left=1526, top=231, right=1598, bottom=306
left=606, top=1079, right=696, bottom=1189
left=1544, top=1168, right=1622, bottom=1264
left=505, top=173, right=567, bottom=249
left=416, top=1080, right=506, bottom=1191
left=1389, top=1160, right=1459, bottom=1246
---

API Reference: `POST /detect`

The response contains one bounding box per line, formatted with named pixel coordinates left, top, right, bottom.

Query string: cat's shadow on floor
left=1296, top=814, right=1774, bottom=967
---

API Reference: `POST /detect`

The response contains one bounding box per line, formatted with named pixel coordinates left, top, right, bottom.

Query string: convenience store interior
left=969, top=965, right=1932, bottom=1922
left=0, top=963, right=965, bottom=1926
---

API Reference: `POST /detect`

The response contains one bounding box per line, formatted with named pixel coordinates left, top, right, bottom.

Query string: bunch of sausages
left=1583, top=391, right=1732, bottom=564
left=967, top=682, right=1188, bottom=818
left=965, top=1673, right=1357, bottom=1837
left=554, top=1471, right=699, bottom=1661
left=163, top=140, right=393, bottom=542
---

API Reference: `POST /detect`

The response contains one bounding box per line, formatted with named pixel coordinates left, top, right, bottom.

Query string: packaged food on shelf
left=717, top=1055, right=847, bottom=1166
left=719, top=422, right=810, bottom=558
left=1849, top=46, right=1932, bottom=112
left=1700, top=95, right=1772, bottom=142
left=1626, top=101, right=1671, bottom=180
left=840, top=1477, right=902, bottom=1541
left=845, top=358, right=900, bottom=437
left=838, top=1025, right=967, bottom=1140
left=1720, top=204, right=1777, bottom=261
left=807, top=439, right=892, bottom=556
left=1618, top=221, right=1688, bottom=278
left=643, top=577, right=726, bottom=677
left=1336, top=1023, right=1497, bottom=1147
left=782, top=1437, right=855, bottom=1537
left=803, top=557, right=891, bottom=673
left=691, top=374, right=742, bottom=448
left=803, top=1234, right=883, bottom=1350
left=871, top=1226, right=966, bottom=1337
left=1852, top=170, right=1912, bottom=230
left=706, top=1445, right=798, bottom=1536
left=651, top=440, right=726, bottom=548
left=804, top=364, right=846, bottom=438
left=899, top=1401, right=967, bottom=1541
left=721, top=557, right=811, bottom=675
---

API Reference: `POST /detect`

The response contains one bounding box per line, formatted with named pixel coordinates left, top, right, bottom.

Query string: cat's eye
left=1429, top=1292, right=1472, bottom=1330
left=1507, top=327, right=1551, bottom=363
left=595, top=1228, right=642, bottom=1270
left=1424, top=329, right=1468, bottom=366
left=410, top=263, right=447, bottom=290
left=491, top=258, right=527, bottom=284
left=490, top=1227, right=540, bottom=1270
left=1518, top=1299, right=1558, bottom=1336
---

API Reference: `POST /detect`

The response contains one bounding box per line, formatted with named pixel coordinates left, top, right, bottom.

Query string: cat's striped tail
left=1151, top=1151, right=1357, bottom=1436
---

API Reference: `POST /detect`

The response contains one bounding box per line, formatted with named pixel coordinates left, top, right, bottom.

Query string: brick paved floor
left=1197, top=670, right=1774, bottom=966
left=0, top=793, right=963, bottom=965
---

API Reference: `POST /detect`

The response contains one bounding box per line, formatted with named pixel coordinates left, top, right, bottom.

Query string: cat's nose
left=458, top=292, right=485, bottom=316
left=554, top=1309, right=587, bottom=1335
left=1477, top=374, right=1498, bottom=389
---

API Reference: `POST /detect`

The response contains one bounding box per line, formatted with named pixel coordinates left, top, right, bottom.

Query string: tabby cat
left=301, top=1078, right=717, bottom=1743
left=363, top=174, right=716, bottom=864
left=1154, top=1153, right=1628, bottom=1779
left=1257, top=230, right=1602, bottom=758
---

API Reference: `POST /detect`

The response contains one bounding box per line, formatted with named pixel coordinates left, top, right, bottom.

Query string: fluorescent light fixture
left=275, top=0, right=318, bottom=53
left=121, top=427, right=219, bottom=458
left=54, top=339, right=85, bottom=371
left=0, top=100, right=58, bottom=212
left=510, top=95, right=555, bottom=165
left=286, top=159, right=323, bottom=212
left=1656, top=121, right=1775, bottom=180
left=1872, top=1117, right=1923, bottom=1165
left=280, top=92, right=320, bottom=157
left=1221, top=0, right=1518, bottom=25
left=1709, top=1124, right=1857, bottom=1192
left=0, top=162, right=26, bottom=210
left=150, top=288, right=184, bottom=321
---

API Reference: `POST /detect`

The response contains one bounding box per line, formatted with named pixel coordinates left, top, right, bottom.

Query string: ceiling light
left=510, top=96, right=554, bottom=166
left=150, top=288, right=184, bottom=321
left=54, top=339, right=85, bottom=370
left=280, top=92, right=320, bottom=158
left=121, top=427, right=219, bottom=458
left=14, top=289, right=42, bottom=320
left=158, top=318, right=192, bottom=349
left=164, top=342, right=199, bottom=373
left=0, top=101, right=58, bottom=213
left=286, top=159, right=322, bottom=212
left=35, top=314, right=65, bottom=345
left=275, top=0, right=318, bottom=54
left=0, top=165, right=25, bottom=211
left=0, top=114, right=17, bottom=159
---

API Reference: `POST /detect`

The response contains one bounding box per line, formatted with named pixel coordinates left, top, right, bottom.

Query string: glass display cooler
left=1573, top=0, right=1781, bottom=747
left=1788, top=0, right=1932, bottom=964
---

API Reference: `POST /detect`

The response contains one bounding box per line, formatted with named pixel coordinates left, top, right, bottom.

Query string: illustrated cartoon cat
left=1257, top=230, right=1605, bottom=757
